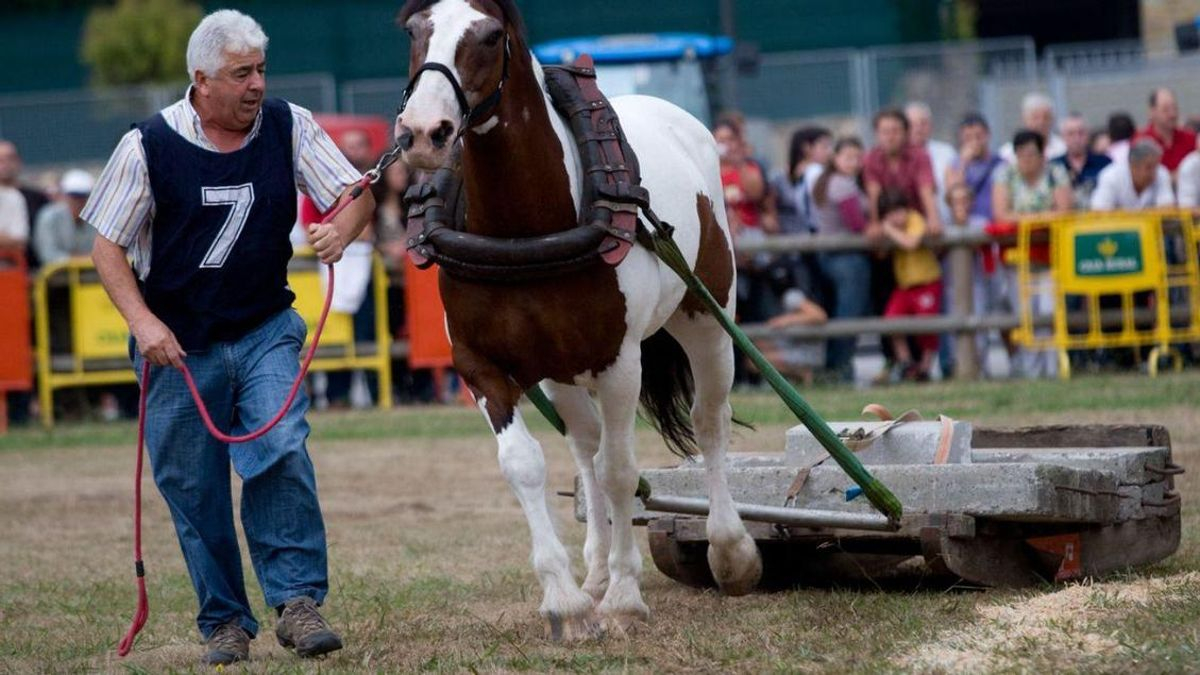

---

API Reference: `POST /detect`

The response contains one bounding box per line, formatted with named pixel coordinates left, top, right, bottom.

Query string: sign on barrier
left=1057, top=215, right=1160, bottom=292
left=1013, top=210, right=1198, bottom=378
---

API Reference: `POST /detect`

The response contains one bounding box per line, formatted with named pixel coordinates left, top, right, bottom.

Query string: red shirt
left=720, top=162, right=764, bottom=229
left=863, top=145, right=935, bottom=215
left=1136, top=124, right=1197, bottom=172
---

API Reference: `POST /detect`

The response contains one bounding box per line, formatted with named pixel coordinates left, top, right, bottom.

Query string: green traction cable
left=525, top=219, right=903, bottom=525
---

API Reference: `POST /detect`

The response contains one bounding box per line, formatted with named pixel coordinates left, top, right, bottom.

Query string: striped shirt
left=82, top=87, right=359, bottom=278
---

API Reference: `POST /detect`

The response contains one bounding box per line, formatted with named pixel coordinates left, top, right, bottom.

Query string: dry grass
left=2, top=374, right=1199, bottom=673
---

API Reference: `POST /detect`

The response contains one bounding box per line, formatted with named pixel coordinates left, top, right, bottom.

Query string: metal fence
left=8, top=37, right=1200, bottom=173
left=0, top=73, right=336, bottom=167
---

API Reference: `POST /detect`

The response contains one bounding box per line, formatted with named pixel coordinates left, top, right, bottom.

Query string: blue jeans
left=132, top=308, right=327, bottom=640
left=818, top=252, right=872, bottom=378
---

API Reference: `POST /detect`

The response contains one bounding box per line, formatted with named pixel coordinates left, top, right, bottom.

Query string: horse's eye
left=483, top=30, right=503, bottom=47
left=404, top=25, right=415, bottom=38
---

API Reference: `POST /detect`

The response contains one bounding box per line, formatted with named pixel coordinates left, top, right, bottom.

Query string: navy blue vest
left=138, top=98, right=297, bottom=350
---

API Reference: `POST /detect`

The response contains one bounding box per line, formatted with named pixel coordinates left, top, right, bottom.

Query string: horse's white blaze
left=403, top=0, right=489, bottom=133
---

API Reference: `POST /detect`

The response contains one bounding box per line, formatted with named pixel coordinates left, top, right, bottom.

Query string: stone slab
left=579, top=463, right=1122, bottom=526
left=784, top=420, right=973, bottom=468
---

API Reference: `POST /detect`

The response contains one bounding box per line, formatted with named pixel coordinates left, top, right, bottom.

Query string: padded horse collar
left=402, top=54, right=655, bottom=283
left=398, top=35, right=511, bottom=132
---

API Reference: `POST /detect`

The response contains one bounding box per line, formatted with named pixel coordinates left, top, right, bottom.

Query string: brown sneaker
left=203, top=621, right=250, bottom=666
left=276, top=596, right=343, bottom=658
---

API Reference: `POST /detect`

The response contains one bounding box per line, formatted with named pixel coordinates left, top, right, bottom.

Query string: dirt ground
left=1, top=382, right=1199, bottom=673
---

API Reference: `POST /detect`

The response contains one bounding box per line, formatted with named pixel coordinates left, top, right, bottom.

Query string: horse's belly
left=439, top=269, right=628, bottom=387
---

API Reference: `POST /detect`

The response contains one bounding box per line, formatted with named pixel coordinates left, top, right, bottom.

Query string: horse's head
left=396, top=0, right=516, bottom=170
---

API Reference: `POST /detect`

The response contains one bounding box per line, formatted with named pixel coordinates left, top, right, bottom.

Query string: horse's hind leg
left=464, top=360, right=599, bottom=641
left=542, top=381, right=610, bottom=600
left=665, top=312, right=763, bottom=595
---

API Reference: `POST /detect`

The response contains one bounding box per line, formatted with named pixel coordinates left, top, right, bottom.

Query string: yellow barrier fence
left=34, top=250, right=392, bottom=427
left=1011, top=209, right=1200, bottom=378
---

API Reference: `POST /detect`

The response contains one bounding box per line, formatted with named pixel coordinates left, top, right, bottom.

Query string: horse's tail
left=639, top=329, right=699, bottom=458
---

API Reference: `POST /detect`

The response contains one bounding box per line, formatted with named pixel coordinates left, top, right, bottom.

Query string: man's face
left=1062, top=118, right=1089, bottom=156
left=1130, top=157, right=1158, bottom=191
left=1151, top=90, right=1179, bottom=131
left=339, top=130, right=375, bottom=171
left=1024, top=105, right=1054, bottom=137
left=0, top=142, right=20, bottom=185
left=907, top=109, right=932, bottom=146
left=876, top=117, right=906, bottom=155
left=959, top=123, right=990, bottom=159
left=195, top=49, right=266, bottom=130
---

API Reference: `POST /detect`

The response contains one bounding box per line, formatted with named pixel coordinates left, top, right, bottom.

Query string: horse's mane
left=397, top=0, right=528, bottom=41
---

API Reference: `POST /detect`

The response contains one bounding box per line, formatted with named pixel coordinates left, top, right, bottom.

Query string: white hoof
left=707, top=533, right=762, bottom=596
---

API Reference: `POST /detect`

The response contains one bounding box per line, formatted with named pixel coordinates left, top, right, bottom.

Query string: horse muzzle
left=395, top=118, right=457, bottom=171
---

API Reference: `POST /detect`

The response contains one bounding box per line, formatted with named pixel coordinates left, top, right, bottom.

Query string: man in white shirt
left=999, top=93, right=1067, bottom=163
left=906, top=101, right=956, bottom=224
left=0, top=184, right=28, bottom=248
left=1090, top=139, right=1176, bottom=211
left=1175, top=135, right=1200, bottom=208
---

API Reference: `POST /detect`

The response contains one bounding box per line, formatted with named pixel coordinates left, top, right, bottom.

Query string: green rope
left=523, top=219, right=903, bottom=524
left=645, top=222, right=902, bottom=523
left=524, top=384, right=566, bottom=435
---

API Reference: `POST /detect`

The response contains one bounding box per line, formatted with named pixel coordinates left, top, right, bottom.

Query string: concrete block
left=784, top=420, right=973, bottom=467
left=600, top=462, right=1122, bottom=525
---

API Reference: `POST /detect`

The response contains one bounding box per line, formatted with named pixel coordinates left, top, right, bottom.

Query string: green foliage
left=80, top=0, right=202, bottom=87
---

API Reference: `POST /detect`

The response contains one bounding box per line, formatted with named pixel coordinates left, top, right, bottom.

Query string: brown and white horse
left=395, top=0, right=761, bottom=637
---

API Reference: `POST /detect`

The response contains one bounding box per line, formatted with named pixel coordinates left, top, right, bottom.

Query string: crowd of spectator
left=5, top=84, right=1200, bottom=424
left=722, top=86, right=1200, bottom=385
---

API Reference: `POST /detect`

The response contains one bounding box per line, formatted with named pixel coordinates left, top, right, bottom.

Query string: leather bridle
left=397, top=33, right=511, bottom=136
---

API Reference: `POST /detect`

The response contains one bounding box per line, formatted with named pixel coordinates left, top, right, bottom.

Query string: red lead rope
left=117, top=175, right=371, bottom=657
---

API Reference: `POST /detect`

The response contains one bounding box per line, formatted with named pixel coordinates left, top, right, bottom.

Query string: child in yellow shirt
left=879, top=188, right=942, bottom=381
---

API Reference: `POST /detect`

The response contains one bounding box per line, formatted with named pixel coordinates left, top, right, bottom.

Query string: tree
left=81, top=0, right=202, bottom=87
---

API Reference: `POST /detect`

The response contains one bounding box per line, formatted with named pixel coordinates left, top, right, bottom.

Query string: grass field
left=2, top=372, right=1199, bottom=673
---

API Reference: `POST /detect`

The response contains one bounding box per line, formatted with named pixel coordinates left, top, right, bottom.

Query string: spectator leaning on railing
left=906, top=101, right=956, bottom=225
left=771, top=126, right=831, bottom=302
left=992, top=129, right=1073, bottom=379
left=811, top=137, right=870, bottom=382
left=878, top=188, right=942, bottom=382
left=1052, top=113, right=1111, bottom=209
left=1090, top=139, right=1175, bottom=211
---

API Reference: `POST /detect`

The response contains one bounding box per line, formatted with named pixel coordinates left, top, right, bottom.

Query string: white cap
left=60, top=169, right=94, bottom=196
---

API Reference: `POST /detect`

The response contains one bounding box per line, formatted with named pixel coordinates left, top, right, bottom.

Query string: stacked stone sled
left=572, top=422, right=1182, bottom=589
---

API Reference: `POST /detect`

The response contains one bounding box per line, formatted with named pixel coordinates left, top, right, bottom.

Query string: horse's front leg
left=594, top=348, right=651, bottom=634
left=462, top=356, right=599, bottom=641
left=542, top=381, right=610, bottom=601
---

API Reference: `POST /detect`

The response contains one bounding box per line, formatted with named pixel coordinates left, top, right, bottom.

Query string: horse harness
left=402, top=54, right=666, bottom=282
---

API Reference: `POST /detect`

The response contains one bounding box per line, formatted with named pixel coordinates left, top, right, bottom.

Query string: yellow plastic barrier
left=1011, top=210, right=1199, bottom=378
left=34, top=250, right=392, bottom=427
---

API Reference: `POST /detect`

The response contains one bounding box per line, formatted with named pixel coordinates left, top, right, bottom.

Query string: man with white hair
left=1051, top=113, right=1110, bottom=208
left=999, top=93, right=1066, bottom=163
left=905, top=101, right=956, bottom=223
left=1090, top=139, right=1175, bottom=211
left=85, top=9, right=374, bottom=665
